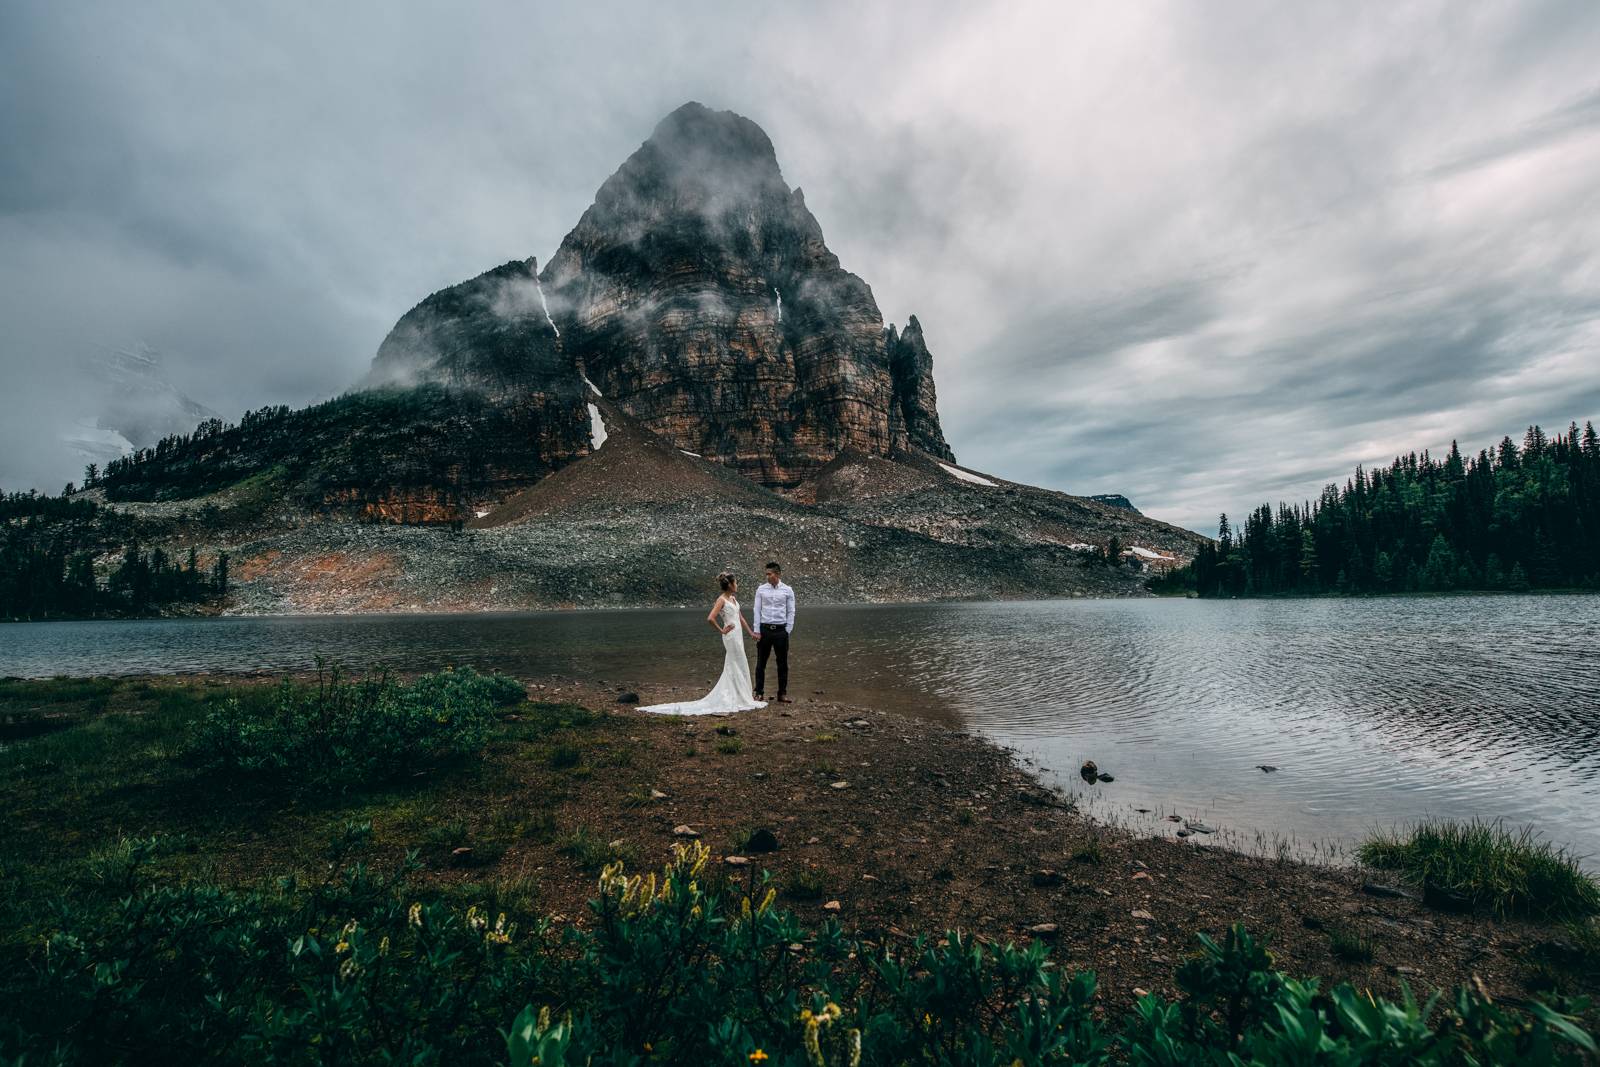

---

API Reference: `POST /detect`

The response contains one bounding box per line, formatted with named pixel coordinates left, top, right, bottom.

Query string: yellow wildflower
left=802, top=1016, right=822, bottom=1065
left=847, top=1030, right=862, bottom=1067
left=378, top=936, right=390, bottom=956
left=408, top=902, right=423, bottom=927
left=756, top=887, right=776, bottom=915
left=749, top=1051, right=769, bottom=1063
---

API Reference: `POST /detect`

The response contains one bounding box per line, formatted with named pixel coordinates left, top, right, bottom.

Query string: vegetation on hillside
left=0, top=490, right=228, bottom=620
left=84, top=383, right=582, bottom=505
left=1152, top=422, right=1600, bottom=596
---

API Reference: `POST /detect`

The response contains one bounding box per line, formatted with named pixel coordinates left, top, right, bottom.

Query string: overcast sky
left=4, top=1, right=1598, bottom=533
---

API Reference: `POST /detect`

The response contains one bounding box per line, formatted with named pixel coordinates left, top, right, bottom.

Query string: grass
left=559, top=826, right=636, bottom=871
left=1072, top=837, right=1104, bottom=866
left=784, top=866, right=827, bottom=901
left=1357, top=818, right=1600, bottom=921
left=1327, top=925, right=1375, bottom=964
left=714, top=736, right=743, bottom=755
left=0, top=673, right=631, bottom=951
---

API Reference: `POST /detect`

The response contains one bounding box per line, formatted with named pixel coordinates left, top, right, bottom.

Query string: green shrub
left=194, top=661, right=518, bottom=789
left=2, top=837, right=1593, bottom=1065
left=1358, top=819, right=1600, bottom=921
left=6, top=845, right=553, bottom=1064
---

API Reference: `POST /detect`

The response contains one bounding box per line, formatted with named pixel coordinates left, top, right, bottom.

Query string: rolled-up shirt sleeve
left=786, top=586, right=795, bottom=632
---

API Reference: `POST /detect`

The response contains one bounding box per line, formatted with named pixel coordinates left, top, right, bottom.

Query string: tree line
left=1152, top=421, right=1600, bottom=597
left=0, top=491, right=228, bottom=621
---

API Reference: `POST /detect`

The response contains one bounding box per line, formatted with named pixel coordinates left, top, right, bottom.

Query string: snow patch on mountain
left=938, top=462, right=997, bottom=487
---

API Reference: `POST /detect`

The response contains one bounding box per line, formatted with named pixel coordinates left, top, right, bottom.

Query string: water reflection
left=3, top=595, right=1597, bottom=864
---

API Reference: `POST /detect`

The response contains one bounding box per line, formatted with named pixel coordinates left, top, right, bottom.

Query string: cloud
left=2, top=1, right=1598, bottom=533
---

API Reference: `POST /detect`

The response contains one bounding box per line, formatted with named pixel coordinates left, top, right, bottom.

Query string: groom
left=751, top=560, right=795, bottom=703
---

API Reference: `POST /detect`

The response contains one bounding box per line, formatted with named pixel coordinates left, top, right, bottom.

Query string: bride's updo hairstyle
left=717, top=571, right=737, bottom=592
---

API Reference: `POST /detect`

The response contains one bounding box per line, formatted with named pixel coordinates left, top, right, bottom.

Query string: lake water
left=5, top=595, right=1598, bottom=866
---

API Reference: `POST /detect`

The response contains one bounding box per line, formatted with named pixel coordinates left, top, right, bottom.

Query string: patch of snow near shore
left=1066, top=543, right=1095, bottom=552
left=938, top=462, right=997, bottom=487
left=1128, top=546, right=1175, bottom=560
left=582, top=374, right=603, bottom=397
left=587, top=403, right=607, bottom=449
left=474, top=509, right=490, bottom=519
left=680, top=449, right=701, bottom=458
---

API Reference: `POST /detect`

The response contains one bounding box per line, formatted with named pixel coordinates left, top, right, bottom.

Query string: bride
left=642, top=572, right=767, bottom=716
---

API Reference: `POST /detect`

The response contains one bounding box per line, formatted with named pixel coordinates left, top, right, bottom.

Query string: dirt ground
left=469, top=676, right=1596, bottom=1012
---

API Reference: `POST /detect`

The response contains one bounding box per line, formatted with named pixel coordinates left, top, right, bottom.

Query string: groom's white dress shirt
left=752, top=581, right=795, bottom=633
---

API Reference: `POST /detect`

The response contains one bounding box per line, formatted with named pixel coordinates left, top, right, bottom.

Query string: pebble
left=823, top=900, right=842, bottom=912
left=615, top=692, right=640, bottom=704
left=1131, top=871, right=1151, bottom=881
left=649, top=788, right=668, bottom=800
left=1027, top=923, right=1060, bottom=937
left=830, top=781, right=850, bottom=790
left=1031, top=869, right=1064, bottom=887
left=746, top=827, right=780, bottom=853
left=672, top=825, right=699, bottom=838
left=724, top=855, right=750, bottom=866
left=1131, top=909, right=1155, bottom=921
left=1257, top=765, right=1278, bottom=773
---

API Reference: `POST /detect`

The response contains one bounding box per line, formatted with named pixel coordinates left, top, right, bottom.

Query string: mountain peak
left=576, top=103, right=790, bottom=230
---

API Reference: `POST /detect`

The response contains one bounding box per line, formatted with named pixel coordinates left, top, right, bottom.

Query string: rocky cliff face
left=539, top=102, right=948, bottom=488
left=885, top=317, right=955, bottom=462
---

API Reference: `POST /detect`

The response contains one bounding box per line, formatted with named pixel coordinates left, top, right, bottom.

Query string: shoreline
left=4, top=669, right=1592, bottom=1011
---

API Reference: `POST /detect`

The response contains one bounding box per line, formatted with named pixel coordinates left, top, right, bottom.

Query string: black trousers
left=755, top=624, right=789, bottom=696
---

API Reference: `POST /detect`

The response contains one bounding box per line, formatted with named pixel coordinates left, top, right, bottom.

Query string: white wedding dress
left=642, top=596, right=767, bottom=716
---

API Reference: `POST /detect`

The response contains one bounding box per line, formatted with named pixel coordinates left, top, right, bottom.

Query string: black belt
left=759, top=622, right=787, bottom=630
